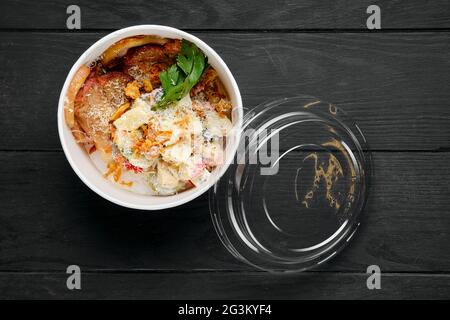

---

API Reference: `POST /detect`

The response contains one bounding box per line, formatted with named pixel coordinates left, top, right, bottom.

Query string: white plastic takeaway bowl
left=57, top=25, right=243, bottom=210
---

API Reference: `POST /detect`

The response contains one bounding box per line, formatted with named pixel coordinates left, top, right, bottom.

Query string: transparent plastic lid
left=209, top=96, right=371, bottom=273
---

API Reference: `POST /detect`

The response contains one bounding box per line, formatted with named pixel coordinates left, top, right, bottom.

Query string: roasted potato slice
left=64, top=65, right=91, bottom=128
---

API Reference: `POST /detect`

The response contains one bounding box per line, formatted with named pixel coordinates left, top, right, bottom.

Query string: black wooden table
left=0, top=0, right=449, bottom=299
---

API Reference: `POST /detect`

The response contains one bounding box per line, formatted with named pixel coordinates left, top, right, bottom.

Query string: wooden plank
left=0, top=32, right=449, bottom=151
left=1, top=0, right=450, bottom=30
left=0, top=272, right=448, bottom=299
left=0, top=151, right=449, bottom=272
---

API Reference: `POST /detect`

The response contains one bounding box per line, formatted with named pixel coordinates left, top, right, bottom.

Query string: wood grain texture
left=1, top=0, right=450, bottom=30
left=0, top=32, right=449, bottom=151
left=0, top=151, right=449, bottom=273
left=0, top=272, right=448, bottom=299
left=0, top=1, right=449, bottom=299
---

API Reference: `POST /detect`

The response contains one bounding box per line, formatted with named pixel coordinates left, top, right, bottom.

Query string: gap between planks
left=1, top=28, right=450, bottom=34
left=0, top=270, right=449, bottom=276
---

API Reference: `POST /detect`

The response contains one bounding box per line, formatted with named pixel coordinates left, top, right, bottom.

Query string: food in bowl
left=64, top=35, right=233, bottom=195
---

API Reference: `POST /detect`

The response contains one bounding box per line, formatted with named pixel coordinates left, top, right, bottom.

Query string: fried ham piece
left=191, top=68, right=232, bottom=118
left=74, top=71, right=132, bottom=153
left=123, top=39, right=181, bottom=87
left=100, top=35, right=168, bottom=66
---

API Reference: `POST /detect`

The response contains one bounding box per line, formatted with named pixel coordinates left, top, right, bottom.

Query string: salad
left=64, top=36, right=233, bottom=195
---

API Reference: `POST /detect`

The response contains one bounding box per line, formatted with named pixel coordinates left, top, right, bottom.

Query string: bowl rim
left=57, top=25, right=243, bottom=210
